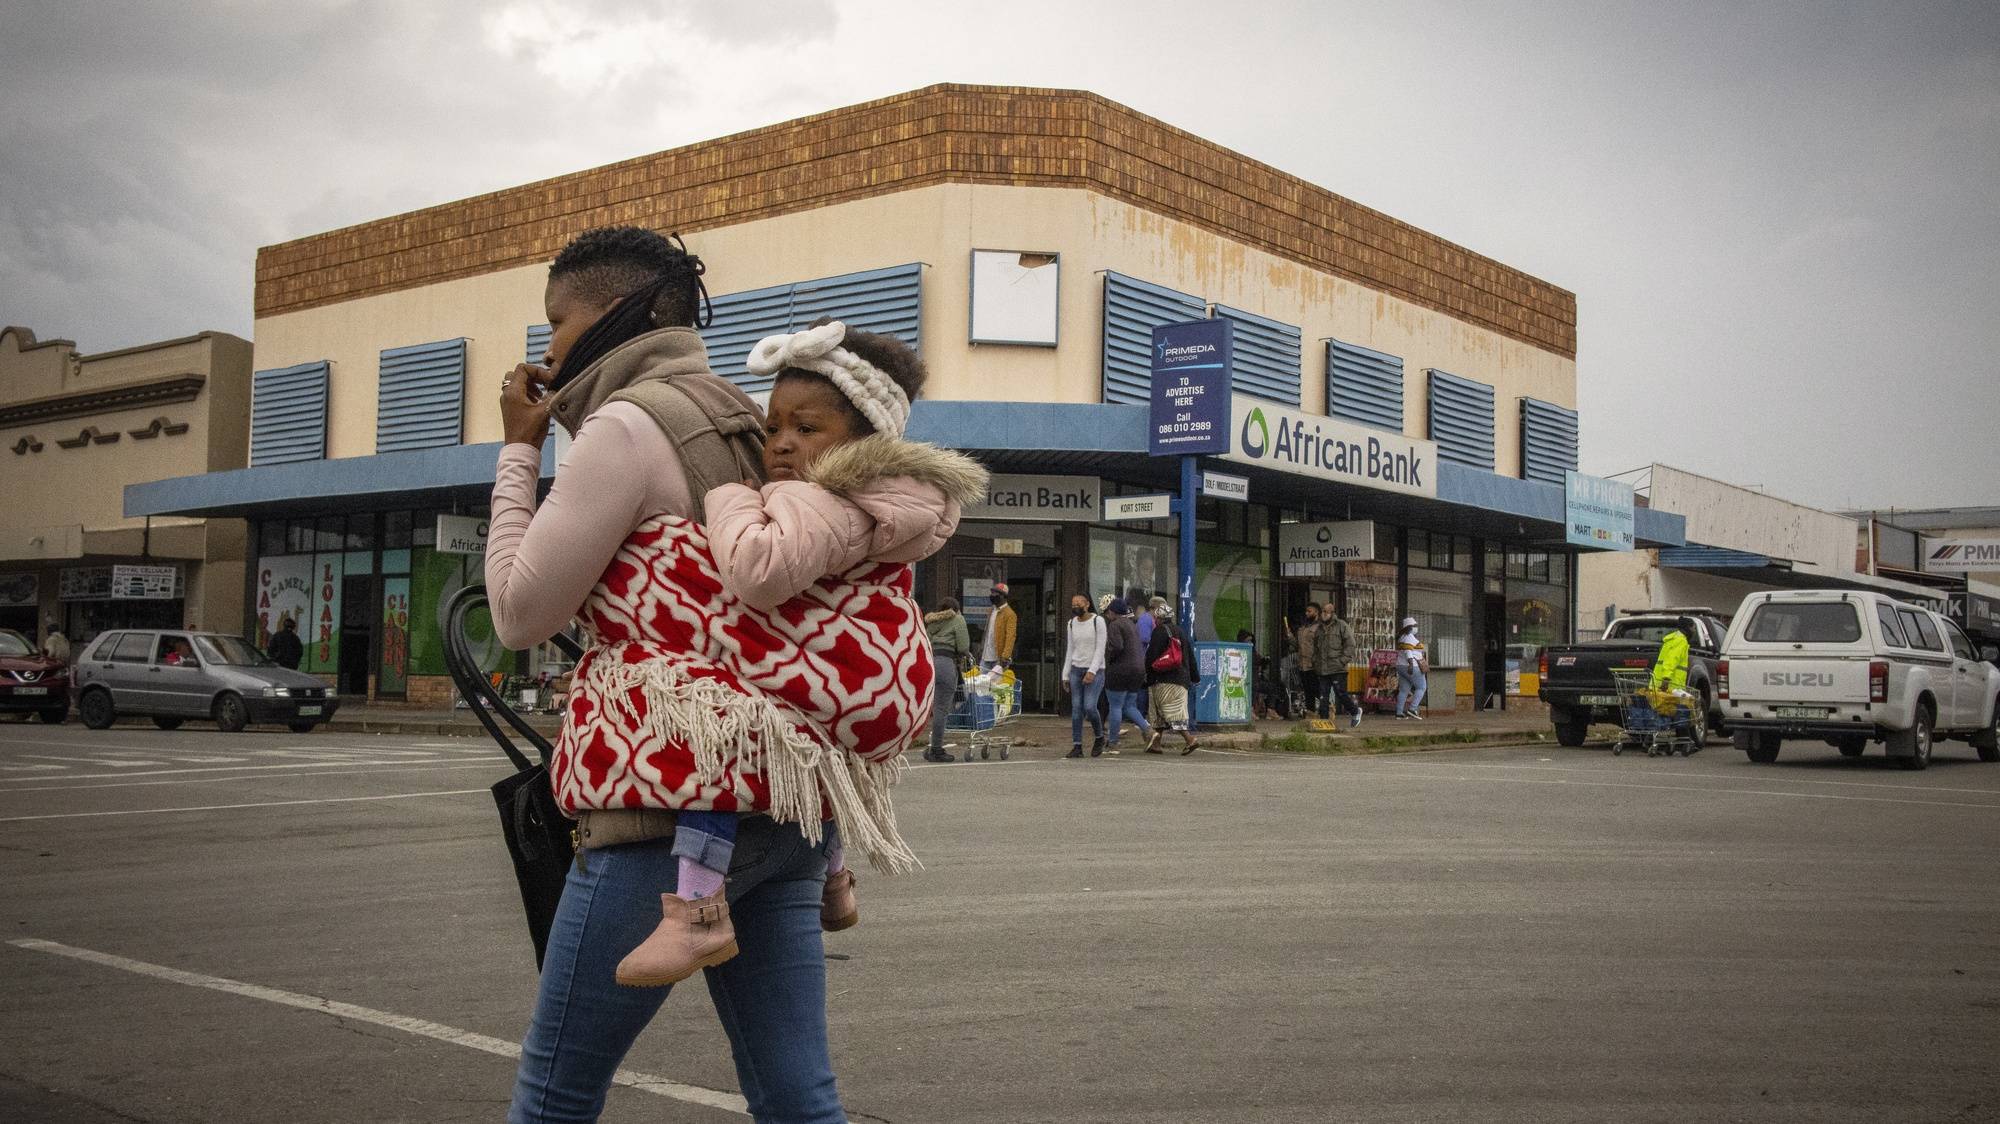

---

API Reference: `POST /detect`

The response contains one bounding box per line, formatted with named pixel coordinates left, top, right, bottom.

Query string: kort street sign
left=1104, top=494, right=1175, bottom=521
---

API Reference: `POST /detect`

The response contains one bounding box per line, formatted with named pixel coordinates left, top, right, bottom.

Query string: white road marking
left=0, top=760, right=512, bottom=794
left=0, top=788, right=489, bottom=822
left=0, top=758, right=488, bottom=784
left=7, top=938, right=748, bottom=1116
left=1366, top=755, right=2000, bottom=797
left=0, top=763, right=64, bottom=772
left=19, top=754, right=163, bottom=767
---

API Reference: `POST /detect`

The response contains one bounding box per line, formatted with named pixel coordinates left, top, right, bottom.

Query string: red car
left=0, top=629, right=69, bottom=723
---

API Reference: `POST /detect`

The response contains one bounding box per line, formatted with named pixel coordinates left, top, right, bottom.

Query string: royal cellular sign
left=1148, top=319, right=1233, bottom=457
left=1221, top=395, right=1437, bottom=498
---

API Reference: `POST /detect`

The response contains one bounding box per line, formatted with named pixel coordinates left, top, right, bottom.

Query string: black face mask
left=991, top=595, right=1005, bottom=607
left=1072, top=606, right=1088, bottom=618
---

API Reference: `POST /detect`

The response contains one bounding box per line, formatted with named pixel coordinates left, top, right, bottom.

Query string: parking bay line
left=7, top=938, right=748, bottom=1116
left=0, top=788, right=492, bottom=822
left=0, top=757, right=502, bottom=784
left=0, top=760, right=510, bottom=794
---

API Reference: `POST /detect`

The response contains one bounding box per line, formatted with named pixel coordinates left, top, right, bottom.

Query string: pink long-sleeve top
left=484, top=401, right=692, bottom=649
left=703, top=476, right=960, bottom=612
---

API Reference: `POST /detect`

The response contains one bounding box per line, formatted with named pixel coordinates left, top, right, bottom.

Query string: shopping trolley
left=948, top=668, right=1022, bottom=760
left=1611, top=668, right=1700, bottom=757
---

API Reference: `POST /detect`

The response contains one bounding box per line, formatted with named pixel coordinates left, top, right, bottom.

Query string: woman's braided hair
left=549, top=226, right=711, bottom=327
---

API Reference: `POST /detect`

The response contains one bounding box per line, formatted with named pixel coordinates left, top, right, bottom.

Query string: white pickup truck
left=1719, top=590, right=2000, bottom=769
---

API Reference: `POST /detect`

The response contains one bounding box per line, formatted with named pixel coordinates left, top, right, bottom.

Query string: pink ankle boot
left=615, top=892, right=738, bottom=987
left=821, top=868, right=859, bottom=932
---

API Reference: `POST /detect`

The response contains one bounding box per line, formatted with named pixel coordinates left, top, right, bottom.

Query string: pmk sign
left=1923, top=540, right=2000, bottom=574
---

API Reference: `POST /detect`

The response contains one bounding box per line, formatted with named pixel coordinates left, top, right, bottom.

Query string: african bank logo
left=1241, top=407, right=1269, bottom=458
left=1316, top=525, right=1333, bottom=543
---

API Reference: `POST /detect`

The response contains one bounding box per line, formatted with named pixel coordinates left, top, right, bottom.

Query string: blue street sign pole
left=1147, top=318, right=1234, bottom=641
left=1177, top=454, right=1197, bottom=631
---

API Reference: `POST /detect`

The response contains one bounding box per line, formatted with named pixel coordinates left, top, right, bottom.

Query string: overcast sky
left=3, top=1, right=1995, bottom=512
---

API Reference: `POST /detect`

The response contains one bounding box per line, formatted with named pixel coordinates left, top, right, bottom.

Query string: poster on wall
left=255, top=556, right=312, bottom=650
left=379, top=578, right=410, bottom=695
left=0, top=573, right=37, bottom=608
left=409, top=548, right=507, bottom=676
left=304, top=554, right=343, bottom=673
left=1194, top=542, right=1267, bottom=648
left=958, top=558, right=1009, bottom=628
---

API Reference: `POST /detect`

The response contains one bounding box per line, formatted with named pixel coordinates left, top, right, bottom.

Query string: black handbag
left=441, top=586, right=581, bottom=969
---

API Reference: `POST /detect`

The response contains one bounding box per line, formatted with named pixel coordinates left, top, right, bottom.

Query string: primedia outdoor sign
left=1148, top=319, right=1232, bottom=457
left=1221, top=395, right=1437, bottom=499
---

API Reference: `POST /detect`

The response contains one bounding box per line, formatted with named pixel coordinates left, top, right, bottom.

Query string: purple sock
left=678, top=856, right=726, bottom=901
left=826, top=841, right=846, bottom=875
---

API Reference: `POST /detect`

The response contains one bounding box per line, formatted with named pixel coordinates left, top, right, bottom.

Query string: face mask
left=991, top=595, right=1005, bottom=607
left=1073, top=606, right=1088, bottom=618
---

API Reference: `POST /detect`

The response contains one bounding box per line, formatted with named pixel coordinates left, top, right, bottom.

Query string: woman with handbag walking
left=484, top=226, right=852, bottom=1124
left=924, top=597, right=970, bottom=762
left=1142, top=599, right=1199, bottom=755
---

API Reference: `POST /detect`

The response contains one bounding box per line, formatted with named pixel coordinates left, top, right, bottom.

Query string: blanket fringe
left=584, top=653, right=919, bottom=874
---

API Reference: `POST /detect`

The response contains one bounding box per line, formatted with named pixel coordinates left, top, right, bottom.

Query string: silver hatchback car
left=74, top=630, right=341, bottom=732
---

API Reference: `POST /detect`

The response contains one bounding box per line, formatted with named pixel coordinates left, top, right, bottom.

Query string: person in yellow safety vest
left=1650, top=624, right=1691, bottom=694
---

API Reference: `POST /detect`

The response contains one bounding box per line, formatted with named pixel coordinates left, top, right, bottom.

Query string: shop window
left=1528, top=552, right=1551, bottom=584
left=1375, top=524, right=1399, bottom=565
left=1408, top=530, right=1431, bottom=570
left=1453, top=535, right=1474, bottom=575
left=1427, top=369, right=1497, bottom=471
left=1213, top=304, right=1302, bottom=407
left=1101, top=272, right=1206, bottom=404
left=250, top=361, right=329, bottom=467
left=259, top=520, right=287, bottom=558
left=1409, top=569, right=1473, bottom=669
left=316, top=516, right=344, bottom=552
left=1344, top=562, right=1398, bottom=654
left=345, top=513, right=377, bottom=551
left=414, top=509, right=438, bottom=549
left=969, top=250, right=1060, bottom=346
left=376, top=338, right=467, bottom=453
left=384, top=511, right=413, bottom=550
left=287, top=520, right=317, bottom=555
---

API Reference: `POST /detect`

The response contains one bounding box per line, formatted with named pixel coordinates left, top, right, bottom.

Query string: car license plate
left=1580, top=694, right=1618, bottom=706
left=1775, top=706, right=1832, bottom=719
left=298, top=705, right=322, bottom=716
left=13, top=686, right=48, bottom=696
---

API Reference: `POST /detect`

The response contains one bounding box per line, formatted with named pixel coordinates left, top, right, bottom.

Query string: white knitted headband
left=745, top=320, right=910, bottom=437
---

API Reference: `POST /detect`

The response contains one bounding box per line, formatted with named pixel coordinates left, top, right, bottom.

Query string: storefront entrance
left=340, top=574, right=373, bottom=697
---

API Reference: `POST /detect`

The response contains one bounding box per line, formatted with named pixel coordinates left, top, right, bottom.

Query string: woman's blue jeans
left=1104, top=687, right=1151, bottom=747
left=930, top=652, right=960, bottom=754
left=1067, top=665, right=1104, bottom=745
left=1396, top=668, right=1428, bottom=715
left=508, top=816, right=845, bottom=1123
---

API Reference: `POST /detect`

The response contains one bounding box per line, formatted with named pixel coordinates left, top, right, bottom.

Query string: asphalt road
left=2, top=719, right=1997, bottom=1124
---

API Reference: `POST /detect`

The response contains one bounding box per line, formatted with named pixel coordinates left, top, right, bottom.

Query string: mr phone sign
left=1148, top=319, right=1233, bottom=457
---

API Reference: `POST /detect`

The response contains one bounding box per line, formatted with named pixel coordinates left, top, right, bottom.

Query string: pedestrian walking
left=40, top=618, right=70, bottom=665
left=1061, top=593, right=1106, bottom=758
left=1101, top=598, right=1153, bottom=753
left=1313, top=601, right=1362, bottom=728
left=982, top=582, right=1017, bottom=671
left=484, top=225, right=854, bottom=1124
left=267, top=616, right=304, bottom=670
left=1395, top=616, right=1429, bottom=719
left=1143, top=598, right=1199, bottom=755
left=924, top=598, right=970, bottom=763
left=1294, top=605, right=1321, bottom=720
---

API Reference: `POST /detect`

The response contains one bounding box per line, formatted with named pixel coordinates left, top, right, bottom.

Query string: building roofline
left=254, top=84, right=1578, bottom=357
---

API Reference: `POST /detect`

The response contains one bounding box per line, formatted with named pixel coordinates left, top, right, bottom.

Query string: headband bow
left=746, top=321, right=910, bottom=437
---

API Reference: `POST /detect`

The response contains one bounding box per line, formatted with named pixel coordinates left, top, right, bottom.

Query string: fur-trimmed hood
left=806, top=434, right=989, bottom=508
left=923, top=609, right=961, bottom=624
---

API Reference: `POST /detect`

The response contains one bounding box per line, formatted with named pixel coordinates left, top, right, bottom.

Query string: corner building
left=132, top=85, right=1684, bottom=710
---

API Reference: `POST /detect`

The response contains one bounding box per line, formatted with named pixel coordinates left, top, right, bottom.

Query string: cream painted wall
left=1649, top=464, right=1857, bottom=571
left=253, top=182, right=1576, bottom=474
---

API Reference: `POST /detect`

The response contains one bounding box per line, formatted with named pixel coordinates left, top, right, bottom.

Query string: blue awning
left=126, top=400, right=1686, bottom=548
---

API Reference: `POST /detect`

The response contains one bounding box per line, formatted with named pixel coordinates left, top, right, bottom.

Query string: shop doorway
left=1480, top=592, right=1508, bottom=709
left=340, top=575, right=374, bottom=698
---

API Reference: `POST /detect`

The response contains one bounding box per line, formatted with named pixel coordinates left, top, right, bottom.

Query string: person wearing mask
left=1100, top=598, right=1152, bottom=755
left=982, top=582, right=1017, bottom=672
left=1061, top=593, right=1106, bottom=758
left=1142, top=598, right=1199, bottom=755
left=923, top=598, right=971, bottom=763
left=267, top=616, right=305, bottom=671
left=1294, top=605, right=1321, bottom=720
left=40, top=619, right=70, bottom=665
left=1395, top=616, right=1429, bottom=720
left=1314, top=601, right=1361, bottom=728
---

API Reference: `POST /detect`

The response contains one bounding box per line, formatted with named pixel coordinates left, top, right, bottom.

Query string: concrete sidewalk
left=319, top=698, right=1557, bottom=749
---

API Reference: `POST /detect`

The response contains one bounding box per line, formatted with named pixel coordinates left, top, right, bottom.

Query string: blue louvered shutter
left=1102, top=272, right=1206, bottom=404
left=702, top=281, right=796, bottom=394
left=525, top=324, right=552, bottom=366
left=1519, top=398, right=1580, bottom=484
left=250, top=361, right=329, bottom=466
left=1427, top=369, right=1496, bottom=471
left=1326, top=339, right=1404, bottom=432
left=376, top=338, right=466, bottom=453
left=789, top=263, right=921, bottom=345
left=1212, top=305, right=1300, bottom=406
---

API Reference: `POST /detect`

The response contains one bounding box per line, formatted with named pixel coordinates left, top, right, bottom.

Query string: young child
left=616, top=318, right=988, bottom=987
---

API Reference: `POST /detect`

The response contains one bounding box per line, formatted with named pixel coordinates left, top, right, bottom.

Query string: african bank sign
left=1220, top=395, right=1436, bottom=499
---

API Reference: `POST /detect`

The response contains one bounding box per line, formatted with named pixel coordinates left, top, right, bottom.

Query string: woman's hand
left=500, top=363, right=554, bottom=447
